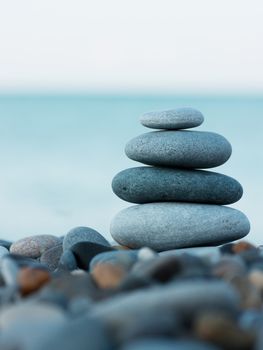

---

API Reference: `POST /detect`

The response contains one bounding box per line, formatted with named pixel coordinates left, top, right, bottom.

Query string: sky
left=0, top=0, right=263, bottom=93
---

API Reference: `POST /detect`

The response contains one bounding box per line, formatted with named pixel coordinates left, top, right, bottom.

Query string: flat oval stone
left=140, top=107, right=204, bottom=130
left=125, top=130, right=232, bottom=168
left=63, top=226, right=110, bottom=251
left=112, top=167, right=243, bottom=204
left=110, top=203, right=250, bottom=251
left=10, top=235, right=61, bottom=258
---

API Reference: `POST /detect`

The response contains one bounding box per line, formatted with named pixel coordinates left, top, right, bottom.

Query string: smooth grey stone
left=30, top=315, right=111, bottom=350
left=58, top=250, right=78, bottom=271
left=0, top=246, right=9, bottom=261
left=110, top=203, right=250, bottom=251
left=112, top=167, right=243, bottom=204
left=122, top=339, right=219, bottom=350
left=0, top=257, right=19, bottom=286
left=90, top=250, right=138, bottom=271
left=125, top=130, right=232, bottom=169
left=91, top=280, right=239, bottom=341
left=140, top=107, right=204, bottom=130
left=10, top=235, right=61, bottom=258
left=0, top=302, right=66, bottom=349
left=63, top=226, right=109, bottom=251
left=0, top=240, right=12, bottom=250
left=40, top=243, right=63, bottom=271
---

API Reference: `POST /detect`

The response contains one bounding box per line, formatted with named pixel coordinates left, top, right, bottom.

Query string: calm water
left=0, top=94, right=262, bottom=244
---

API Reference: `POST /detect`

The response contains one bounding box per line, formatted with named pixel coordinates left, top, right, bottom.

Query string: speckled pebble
left=40, top=243, right=63, bottom=271
left=111, top=203, right=250, bottom=251
left=140, top=107, right=204, bottom=130
left=10, top=235, right=61, bottom=258
left=125, top=130, right=232, bottom=169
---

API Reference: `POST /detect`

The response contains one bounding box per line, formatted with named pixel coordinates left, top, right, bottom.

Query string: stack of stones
left=111, top=108, right=250, bottom=251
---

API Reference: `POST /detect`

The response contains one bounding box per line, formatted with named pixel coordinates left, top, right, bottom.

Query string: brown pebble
left=249, top=270, right=263, bottom=292
left=18, top=267, right=51, bottom=296
left=91, top=263, right=126, bottom=289
left=194, top=312, right=256, bottom=350
left=230, top=275, right=262, bottom=309
left=232, top=241, right=256, bottom=254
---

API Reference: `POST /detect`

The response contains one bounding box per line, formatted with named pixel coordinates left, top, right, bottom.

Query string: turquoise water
left=0, top=94, right=262, bottom=244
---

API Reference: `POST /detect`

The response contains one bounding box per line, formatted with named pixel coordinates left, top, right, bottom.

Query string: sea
left=0, top=94, right=262, bottom=244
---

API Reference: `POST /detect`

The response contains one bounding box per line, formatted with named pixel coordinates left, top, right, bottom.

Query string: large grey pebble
left=91, top=280, right=239, bottom=339
left=122, top=339, right=219, bottom=350
left=0, top=302, right=66, bottom=349
left=10, top=235, right=61, bottom=258
left=29, top=315, right=111, bottom=350
left=40, top=243, right=63, bottom=271
left=125, top=130, right=232, bottom=168
left=63, top=226, right=109, bottom=251
left=140, top=107, right=204, bottom=130
left=112, top=166, right=243, bottom=204
left=111, top=203, right=250, bottom=251
left=0, top=239, right=12, bottom=250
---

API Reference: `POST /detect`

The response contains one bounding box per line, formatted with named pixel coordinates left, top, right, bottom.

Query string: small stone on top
left=140, top=107, right=204, bottom=130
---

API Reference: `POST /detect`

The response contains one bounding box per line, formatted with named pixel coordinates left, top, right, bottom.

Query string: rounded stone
left=112, top=166, right=243, bottom=204
left=40, top=243, right=63, bottom=271
left=125, top=130, right=232, bottom=169
left=140, top=107, right=204, bottom=130
left=110, top=203, right=250, bottom=251
left=10, top=235, right=61, bottom=259
left=63, top=226, right=109, bottom=251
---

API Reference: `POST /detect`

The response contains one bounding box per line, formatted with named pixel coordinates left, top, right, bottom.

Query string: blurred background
left=0, top=0, right=262, bottom=243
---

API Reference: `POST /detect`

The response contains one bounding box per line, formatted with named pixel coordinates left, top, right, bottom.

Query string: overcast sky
left=0, top=0, right=263, bottom=93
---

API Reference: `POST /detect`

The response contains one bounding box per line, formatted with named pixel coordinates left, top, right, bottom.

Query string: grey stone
left=63, top=226, right=109, bottom=251
left=122, top=339, right=219, bottom=350
left=0, top=302, right=66, bottom=349
left=40, top=243, right=63, bottom=271
left=0, top=246, right=9, bottom=260
left=30, top=315, right=111, bottom=350
left=110, top=203, right=250, bottom=251
left=125, top=130, right=232, bottom=168
left=112, top=166, right=243, bottom=204
left=91, top=280, right=239, bottom=340
left=140, top=107, right=204, bottom=130
left=10, top=235, right=61, bottom=258
left=0, top=257, right=19, bottom=286
left=58, top=250, right=78, bottom=271
left=0, top=239, right=12, bottom=250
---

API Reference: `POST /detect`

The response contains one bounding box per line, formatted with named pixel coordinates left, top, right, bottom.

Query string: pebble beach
left=0, top=107, right=262, bottom=350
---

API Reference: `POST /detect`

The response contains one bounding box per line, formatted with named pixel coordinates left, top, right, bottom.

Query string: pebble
left=40, top=243, right=63, bottom=271
left=140, top=107, right=204, bottom=130
left=112, top=167, right=243, bottom=204
left=10, top=235, right=61, bottom=258
left=248, top=269, right=263, bottom=291
left=91, top=280, right=239, bottom=342
left=0, top=302, right=66, bottom=349
left=58, top=250, right=78, bottom=271
left=91, top=263, right=127, bottom=289
left=0, top=239, right=12, bottom=250
left=125, top=130, right=232, bottom=169
left=111, top=203, right=250, bottom=250
left=0, top=246, right=9, bottom=261
left=90, top=250, right=138, bottom=271
left=17, top=267, right=51, bottom=296
left=194, top=312, right=256, bottom=350
left=122, top=339, right=220, bottom=350
left=63, top=226, right=110, bottom=251
left=70, top=242, right=114, bottom=270
left=30, top=315, right=111, bottom=350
